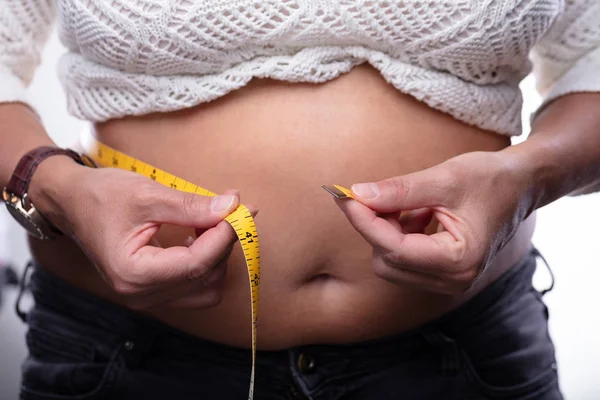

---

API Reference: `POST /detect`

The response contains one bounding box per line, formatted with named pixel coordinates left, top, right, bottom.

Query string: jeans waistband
left=24, top=247, right=540, bottom=363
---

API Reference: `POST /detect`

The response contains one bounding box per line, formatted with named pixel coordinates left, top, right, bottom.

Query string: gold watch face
left=3, top=189, right=51, bottom=240
left=2, top=188, right=10, bottom=202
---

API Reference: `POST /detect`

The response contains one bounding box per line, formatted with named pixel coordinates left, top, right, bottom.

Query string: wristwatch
left=2, top=147, right=96, bottom=240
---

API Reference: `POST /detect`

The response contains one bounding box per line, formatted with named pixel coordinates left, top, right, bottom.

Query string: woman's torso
left=30, top=65, right=535, bottom=350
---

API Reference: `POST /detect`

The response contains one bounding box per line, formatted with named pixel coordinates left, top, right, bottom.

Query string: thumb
left=150, top=186, right=240, bottom=228
left=350, top=166, right=453, bottom=213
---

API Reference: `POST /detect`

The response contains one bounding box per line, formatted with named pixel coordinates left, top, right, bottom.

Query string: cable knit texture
left=1, top=0, right=599, bottom=136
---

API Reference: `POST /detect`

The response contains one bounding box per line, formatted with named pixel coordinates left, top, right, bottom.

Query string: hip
left=19, top=248, right=562, bottom=400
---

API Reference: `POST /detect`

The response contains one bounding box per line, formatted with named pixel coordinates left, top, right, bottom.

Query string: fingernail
left=351, top=183, right=379, bottom=199
left=211, top=195, right=236, bottom=213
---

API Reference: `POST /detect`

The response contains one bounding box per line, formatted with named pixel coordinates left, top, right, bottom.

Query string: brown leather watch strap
left=6, top=147, right=87, bottom=197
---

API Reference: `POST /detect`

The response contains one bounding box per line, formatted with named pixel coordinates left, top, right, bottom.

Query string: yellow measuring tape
left=83, top=136, right=260, bottom=400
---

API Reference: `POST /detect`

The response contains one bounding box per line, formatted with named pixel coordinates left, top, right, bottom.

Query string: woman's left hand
left=334, top=150, right=534, bottom=295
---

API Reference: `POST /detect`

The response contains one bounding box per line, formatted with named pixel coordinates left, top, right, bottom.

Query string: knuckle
left=437, top=240, right=479, bottom=289
left=132, top=180, right=158, bottom=204
left=373, top=256, right=397, bottom=281
left=441, top=161, right=460, bottom=179
left=104, top=263, right=143, bottom=296
left=200, top=289, right=223, bottom=308
left=205, top=265, right=227, bottom=286
left=380, top=251, right=400, bottom=267
left=451, top=261, right=481, bottom=289
left=436, top=168, right=457, bottom=197
left=129, top=181, right=159, bottom=218
left=186, top=262, right=213, bottom=282
left=181, top=193, right=207, bottom=219
left=446, top=240, right=467, bottom=269
left=126, top=264, right=153, bottom=285
left=111, top=262, right=154, bottom=294
left=181, top=193, right=197, bottom=218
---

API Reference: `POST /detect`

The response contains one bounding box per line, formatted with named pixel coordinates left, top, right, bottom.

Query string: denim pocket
left=460, top=347, right=559, bottom=399
left=456, top=288, right=561, bottom=399
left=20, top=309, right=124, bottom=400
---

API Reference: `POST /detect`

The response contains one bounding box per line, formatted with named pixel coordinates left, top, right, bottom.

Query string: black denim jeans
left=18, top=248, right=562, bottom=400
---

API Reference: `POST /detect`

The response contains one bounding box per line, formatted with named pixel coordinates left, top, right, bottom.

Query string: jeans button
left=297, top=353, right=316, bottom=374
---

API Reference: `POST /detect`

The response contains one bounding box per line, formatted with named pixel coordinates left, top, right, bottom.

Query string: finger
left=382, top=228, right=471, bottom=278
left=192, top=189, right=254, bottom=238
left=131, top=220, right=237, bottom=287
left=380, top=212, right=402, bottom=232
left=184, top=235, right=195, bottom=247
left=350, top=165, right=454, bottom=213
left=336, top=198, right=468, bottom=275
left=150, top=186, right=240, bottom=228
left=195, top=203, right=258, bottom=238
left=398, top=208, right=434, bottom=234
left=133, top=261, right=229, bottom=310
left=335, top=198, right=405, bottom=250
left=158, top=261, right=228, bottom=310
left=372, top=256, right=455, bottom=294
left=221, top=189, right=258, bottom=216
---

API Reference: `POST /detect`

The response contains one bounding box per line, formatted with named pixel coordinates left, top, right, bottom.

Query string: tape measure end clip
left=322, top=185, right=353, bottom=199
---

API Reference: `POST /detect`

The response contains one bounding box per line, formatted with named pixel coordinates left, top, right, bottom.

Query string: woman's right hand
left=30, top=156, right=252, bottom=310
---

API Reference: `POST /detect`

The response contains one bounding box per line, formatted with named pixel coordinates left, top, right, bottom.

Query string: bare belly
left=30, top=65, right=534, bottom=349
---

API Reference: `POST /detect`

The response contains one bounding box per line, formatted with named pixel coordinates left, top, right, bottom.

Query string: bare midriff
left=29, top=65, right=535, bottom=350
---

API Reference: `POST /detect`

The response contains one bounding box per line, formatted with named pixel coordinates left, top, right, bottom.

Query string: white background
left=0, top=33, right=599, bottom=399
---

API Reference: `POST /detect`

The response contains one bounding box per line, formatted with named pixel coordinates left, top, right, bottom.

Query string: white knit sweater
left=1, top=0, right=599, bottom=137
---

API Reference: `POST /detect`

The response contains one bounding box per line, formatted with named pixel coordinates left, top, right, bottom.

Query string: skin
left=336, top=92, right=600, bottom=295
left=1, top=66, right=599, bottom=349
left=0, top=105, right=252, bottom=310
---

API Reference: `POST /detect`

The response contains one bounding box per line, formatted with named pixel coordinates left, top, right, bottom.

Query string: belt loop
left=14, top=261, right=33, bottom=323
left=531, top=247, right=555, bottom=296
left=423, top=332, right=461, bottom=377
